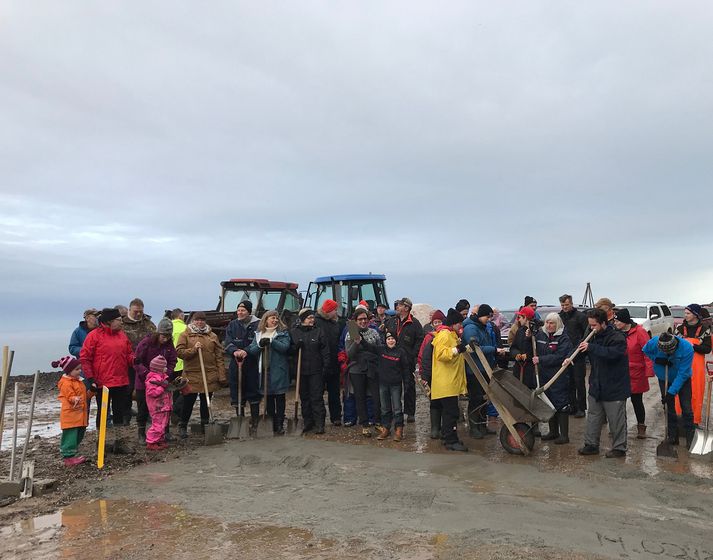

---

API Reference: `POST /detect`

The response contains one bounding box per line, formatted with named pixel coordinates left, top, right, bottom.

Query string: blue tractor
left=304, top=274, right=389, bottom=319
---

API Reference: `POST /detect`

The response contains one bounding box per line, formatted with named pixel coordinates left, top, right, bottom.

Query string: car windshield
left=671, top=308, right=685, bottom=319
left=621, top=306, right=647, bottom=319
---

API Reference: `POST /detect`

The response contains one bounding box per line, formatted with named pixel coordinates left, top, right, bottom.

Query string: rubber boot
left=249, top=402, right=260, bottom=438
left=636, top=424, right=647, bottom=439
left=541, top=417, right=559, bottom=441
left=178, top=423, right=188, bottom=439
left=430, top=408, right=442, bottom=440
left=274, top=415, right=285, bottom=435
left=164, top=424, right=175, bottom=442
left=685, top=429, right=695, bottom=449
left=668, top=425, right=679, bottom=446
left=468, top=416, right=484, bottom=439
left=113, top=438, right=135, bottom=455
left=554, top=412, right=569, bottom=445
left=137, top=425, right=146, bottom=444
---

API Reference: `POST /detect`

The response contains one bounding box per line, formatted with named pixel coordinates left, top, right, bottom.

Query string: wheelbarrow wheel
left=499, top=422, right=535, bottom=455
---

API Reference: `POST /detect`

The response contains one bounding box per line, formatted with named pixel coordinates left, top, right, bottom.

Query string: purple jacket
left=133, top=335, right=177, bottom=391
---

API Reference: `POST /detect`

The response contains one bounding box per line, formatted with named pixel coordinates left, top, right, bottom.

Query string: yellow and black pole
left=97, top=387, right=109, bottom=469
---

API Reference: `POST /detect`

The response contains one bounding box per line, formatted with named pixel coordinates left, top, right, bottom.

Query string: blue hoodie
left=642, top=336, right=694, bottom=396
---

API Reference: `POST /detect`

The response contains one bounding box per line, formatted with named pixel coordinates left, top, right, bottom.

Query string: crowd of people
left=52, top=294, right=712, bottom=466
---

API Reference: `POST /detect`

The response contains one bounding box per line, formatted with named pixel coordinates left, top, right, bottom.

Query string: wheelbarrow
left=464, top=344, right=555, bottom=455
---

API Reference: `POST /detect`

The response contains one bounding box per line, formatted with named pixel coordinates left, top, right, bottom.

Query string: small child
left=145, top=355, right=172, bottom=450
left=54, top=355, right=91, bottom=466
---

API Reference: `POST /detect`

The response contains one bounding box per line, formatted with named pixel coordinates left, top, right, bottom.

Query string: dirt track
left=2, top=388, right=713, bottom=559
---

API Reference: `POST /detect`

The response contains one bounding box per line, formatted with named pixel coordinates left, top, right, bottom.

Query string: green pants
left=60, top=427, right=86, bottom=458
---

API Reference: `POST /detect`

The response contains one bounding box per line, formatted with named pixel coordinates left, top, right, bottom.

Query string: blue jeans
left=380, top=383, right=403, bottom=428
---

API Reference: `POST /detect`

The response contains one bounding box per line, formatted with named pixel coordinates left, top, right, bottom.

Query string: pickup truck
left=181, top=278, right=302, bottom=340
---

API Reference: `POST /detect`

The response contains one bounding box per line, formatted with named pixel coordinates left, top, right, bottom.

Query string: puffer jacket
left=58, top=374, right=90, bottom=429
left=623, top=324, right=653, bottom=394
left=121, top=314, right=157, bottom=349
left=642, top=336, right=694, bottom=396
left=224, top=315, right=260, bottom=402
left=172, top=318, right=187, bottom=371
left=68, top=321, right=93, bottom=357
left=176, top=327, right=227, bottom=394
left=80, top=326, right=134, bottom=388
left=290, top=324, right=330, bottom=376
left=462, top=317, right=498, bottom=375
left=145, top=370, right=172, bottom=414
left=247, top=330, right=292, bottom=395
left=535, top=329, right=573, bottom=409
left=431, top=326, right=467, bottom=399
left=134, top=335, right=177, bottom=391
left=587, top=325, right=630, bottom=402
left=314, top=312, right=343, bottom=372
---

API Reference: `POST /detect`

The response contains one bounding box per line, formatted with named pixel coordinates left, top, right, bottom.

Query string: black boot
left=249, top=402, right=260, bottom=437
left=685, top=429, right=695, bottom=449
left=178, top=423, right=188, bottom=439
left=541, top=417, right=559, bottom=441
left=164, top=424, right=175, bottom=442
left=554, top=412, right=569, bottom=444
left=273, top=415, right=285, bottom=435
left=430, top=408, right=442, bottom=439
left=468, top=416, right=484, bottom=439
left=137, top=425, right=146, bottom=444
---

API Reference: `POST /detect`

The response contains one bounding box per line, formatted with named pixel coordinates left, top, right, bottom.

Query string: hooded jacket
left=176, top=326, right=227, bottom=393
left=462, top=317, right=498, bottom=375
left=58, top=374, right=90, bottom=429
left=290, top=324, right=330, bottom=377
left=430, top=326, right=467, bottom=399
left=224, top=314, right=260, bottom=403
left=642, top=336, right=694, bottom=396
left=535, top=329, right=573, bottom=409
left=80, top=325, right=134, bottom=388
left=133, top=334, right=177, bottom=391
left=172, top=318, right=187, bottom=371
left=587, top=325, right=630, bottom=402
left=622, top=323, right=653, bottom=394
left=314, top=311, right=343, bottom=372
left=69, top=321, right=93, bottom=358
left=247, top=330, right=292, bottom=395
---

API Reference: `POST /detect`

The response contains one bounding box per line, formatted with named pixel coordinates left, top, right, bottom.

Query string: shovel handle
left=262, top=346, right=269, bottom=418
left=294, top=348, right=302, bottom=421
left=197, top=347, right=213, bottom=422
left=531, top=335, right=541, bottom=388
left=237, top=360, right=243, bottom=417
left=539, top=330, right=595, bottom=393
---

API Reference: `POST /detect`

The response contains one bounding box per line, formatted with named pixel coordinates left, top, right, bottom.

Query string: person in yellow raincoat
left=431, top=308, right=469, bottom=451
left=675, top=304, right=711, bottom=426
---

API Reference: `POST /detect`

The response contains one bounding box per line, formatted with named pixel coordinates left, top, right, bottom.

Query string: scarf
left=259, top=326, right=278, bottom=342
left=188, top=323, right=211, bottom=335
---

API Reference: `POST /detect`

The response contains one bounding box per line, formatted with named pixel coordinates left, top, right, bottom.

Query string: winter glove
left=295, top=340, right=304, bottom=350
left=259, top=337, right=270, bottom=348
left=654, top=357, right=672, bottom=366
left=89, top=382, right=99, bottom=394
left=456, top=342, right=467, bottom=354
left=661, top=392, right=675, bottom=406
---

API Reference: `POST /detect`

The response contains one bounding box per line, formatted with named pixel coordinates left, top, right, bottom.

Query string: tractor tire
left=499, top=422, right=536, bottom=455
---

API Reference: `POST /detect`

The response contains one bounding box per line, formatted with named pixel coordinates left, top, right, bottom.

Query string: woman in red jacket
left=614, top=308, right=654, bottom=438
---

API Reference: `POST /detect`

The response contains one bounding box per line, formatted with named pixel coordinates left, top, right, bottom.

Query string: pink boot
left=63, top=456, right=86, bottom=467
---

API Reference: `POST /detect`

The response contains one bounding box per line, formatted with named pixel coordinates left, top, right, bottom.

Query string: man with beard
left=387, top=297, right=424, bottom=423
left=120, top=298, right=156, bottom=425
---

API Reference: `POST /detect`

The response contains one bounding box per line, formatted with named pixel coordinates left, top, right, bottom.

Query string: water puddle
left=0, top=499, right=441, bottom=560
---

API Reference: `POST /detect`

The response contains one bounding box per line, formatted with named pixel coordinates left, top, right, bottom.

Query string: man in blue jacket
left=575, top=308, right=630, bottom=458
left=68, top=308, right=100, bottom=357
left=642, top=332, right=695, bottom=447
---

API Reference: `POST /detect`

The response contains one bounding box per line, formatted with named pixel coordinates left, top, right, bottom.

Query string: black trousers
left=180, top=392, right=212, bottom=425
left=630, top=392, right=645, bottom=424
left=352, top=374, right=381, bottom=426
left=136, top=389, right=149, bottom=427
left=660, top=379, right=694, bottom=438
left=466, top=373, right=487, bottom=425
left=94, top=385, right=129, bottom=429
left=324, top=367, right=342, bottom=423
left=266, top=394, right=286, bottom=431
left=568, top=358, right=587, bottom=412
left=300, top=373, right=326, bottom=429
left=402, top=365, right=416, bottom=417
left=432, top=396, right=460, bottom=444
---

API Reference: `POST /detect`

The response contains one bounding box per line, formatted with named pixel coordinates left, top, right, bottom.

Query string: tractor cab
left=305, top=274, right=389, bottom=320
left=219, top=279, right=302, bottom=323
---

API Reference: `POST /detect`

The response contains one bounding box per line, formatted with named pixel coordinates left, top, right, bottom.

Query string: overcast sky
left=1, top=2, right=712, bottom=372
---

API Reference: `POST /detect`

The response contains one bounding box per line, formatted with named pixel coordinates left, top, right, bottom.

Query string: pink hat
left=51, top=356, right=81, bottom=374
left=150, top=355, right=167, bottom=372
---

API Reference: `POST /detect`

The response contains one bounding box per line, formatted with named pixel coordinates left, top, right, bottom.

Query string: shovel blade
left=203, top=423, right=224, bottom=446
left=286, top=418, right=295, bottom=434
left=656, top=440, right=678, bottom=458
left=702, top=435, right=713, bottom=455
left=226, top=417, right=243, bottom=439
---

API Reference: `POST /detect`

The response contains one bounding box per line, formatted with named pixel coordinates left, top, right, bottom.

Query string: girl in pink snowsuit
left=145, top=355, right=172, bottom=450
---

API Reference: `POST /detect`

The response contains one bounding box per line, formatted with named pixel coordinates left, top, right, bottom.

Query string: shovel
left=656, top=365, right=678, bottom=458
left=197, top=347, right=223, bottom=446
left=531, top=333, right=554, bottom=410
left=262, top=345, right=270, bottom=420
left=532, top=330, right=595, bottom=408
left=227, top=359, right=244, bottom=439
left=287, top=348, right=302, bottom=434
left=689, top=365, right=713, bottom=455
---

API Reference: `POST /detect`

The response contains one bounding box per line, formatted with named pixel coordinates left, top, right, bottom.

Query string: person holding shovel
left=575, top=308, right=630, bottom=458
left=290, top=308, right=330, bottom=434
left=175, top=312, right=227, bottom=439
left=247, top=310, right=292, bottom=435
left=643, top=332, right=695, bottom=447
left=533, top=313, right=573, bottom=444
left=675, top=304, right=711, bottom=427
left=224, top=301, right=260, bottom=419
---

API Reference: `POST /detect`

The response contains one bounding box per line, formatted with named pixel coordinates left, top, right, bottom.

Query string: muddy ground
left=1, top=379, right=713, bottom=559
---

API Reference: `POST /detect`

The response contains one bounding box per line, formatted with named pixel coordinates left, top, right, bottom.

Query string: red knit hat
left=516, top=306, right=535, bottom=320
left=150, top=355, right=167, bottom=372
left=52, top=356, right=81, bottom=374
left=359, top=300, right=369, bottom=310
left=431, top=310, right=446, bottom=323
left=322, top=299, right=338, bottom=314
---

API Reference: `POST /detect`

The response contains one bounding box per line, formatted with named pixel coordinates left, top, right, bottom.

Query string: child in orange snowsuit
left=54, top=356, right=92, bottom=466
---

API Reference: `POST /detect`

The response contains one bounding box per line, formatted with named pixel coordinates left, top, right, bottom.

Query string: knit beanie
left=686, top=303, right=702, bottom=319
left=444, top=308, right=463, bottom=326
left=477, top=304, right=494, bottom=318
left=431, top=309, right=446, bottom=323
left=524, top=296, right=535, bottom=306
left=322, top=299, right=337, bottom=314
left=157, top=317, right=173, bottom=335
left=298, top=308, right=315, bottom=322
left=657, top=332, right=679, bottom=355
left=150, top=355, right=168, bottom=372
left=455, top=299, right=470, bottom=313
left=51, top=356, right=81, bottom=374
left=237, top=300, right=253, bottom=313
